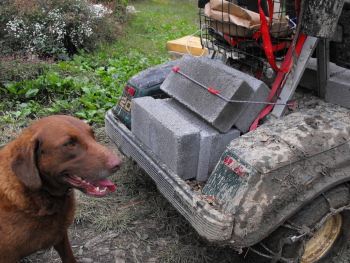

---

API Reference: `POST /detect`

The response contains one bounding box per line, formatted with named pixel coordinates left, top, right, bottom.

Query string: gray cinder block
left=299, top=57, right=346, bottom=90
left=326, top=71, right=350, bottom=108
left=131, top=97, right=240, bottom=181
left=200, top=56, right=270, bottom=133
left=161, top=54, right=253, bottom=133
left=161, top=54, right=269, bottom=133
left=131, top=97, right=200, bottom=180
left=163, top=99, right=240, bottom=181
left=298, top=57, right=350, bottom=109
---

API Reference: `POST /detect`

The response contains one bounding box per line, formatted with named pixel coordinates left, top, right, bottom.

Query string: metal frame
left=271, top=36, right=319, bottom=117
left=316, top=38, right=331, bottom=99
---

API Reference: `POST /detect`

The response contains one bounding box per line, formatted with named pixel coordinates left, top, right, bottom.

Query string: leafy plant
left=0, top=0, right=125, bottom=59
left=0, top=0, right=199, bottom=125
left=0, top=50, right=169, bottom=124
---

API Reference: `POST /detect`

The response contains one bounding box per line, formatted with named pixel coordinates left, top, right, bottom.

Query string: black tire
left=248, top=183, right=350, bottom=263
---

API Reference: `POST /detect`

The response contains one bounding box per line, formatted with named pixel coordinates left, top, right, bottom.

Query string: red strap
left=271, top=41, right=290, bottom=52
left=223, top=33, right=261, bottom=47
left=267, top=0, right=274, bottom=24
left=223, top=34, right=244, bottom=47
left=248, top=0, right=306, bottom=131
left=258, top=0, right=292, bottom=72
left=249, top=33, right=307, bottom=131
left=256, top=40, right=290, bottom=52
left=224, top=33, right=290, bottom=52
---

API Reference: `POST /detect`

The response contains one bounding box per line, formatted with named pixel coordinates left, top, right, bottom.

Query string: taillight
left=125, top=85, right=136, bottom=96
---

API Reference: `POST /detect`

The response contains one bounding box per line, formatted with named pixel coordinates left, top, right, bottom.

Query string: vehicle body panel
left=203, top=94, right=350, bottom=246
left=106, top=92, right=350, bottom=247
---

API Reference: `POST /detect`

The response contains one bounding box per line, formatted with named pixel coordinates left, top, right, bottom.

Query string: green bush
left=0, top=55, right=54, bottom=86
left=0, top=0, right=126, bottom=60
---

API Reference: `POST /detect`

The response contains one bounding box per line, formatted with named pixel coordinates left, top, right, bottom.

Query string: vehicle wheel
left=248, top=183, right=350, bottom=263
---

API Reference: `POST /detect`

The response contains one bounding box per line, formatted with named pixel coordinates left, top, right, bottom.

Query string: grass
left=120, top=0, right=199, bottom=56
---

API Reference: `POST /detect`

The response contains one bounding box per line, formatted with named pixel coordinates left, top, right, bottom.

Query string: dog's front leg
left=54, top=231, right=78, bottom=263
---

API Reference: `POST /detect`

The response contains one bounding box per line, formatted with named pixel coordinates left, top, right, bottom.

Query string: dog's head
left=9, top=115, right=123, bottom=197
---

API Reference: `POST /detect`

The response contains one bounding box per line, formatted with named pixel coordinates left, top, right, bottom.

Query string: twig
left=117, top=200, right=147, bottom=211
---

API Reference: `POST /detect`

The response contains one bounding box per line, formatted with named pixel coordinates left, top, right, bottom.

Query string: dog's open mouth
left=64, top=175, right=116, bottom=197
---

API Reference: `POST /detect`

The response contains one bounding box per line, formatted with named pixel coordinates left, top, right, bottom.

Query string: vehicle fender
left=202, top=99, right=350, bottom=247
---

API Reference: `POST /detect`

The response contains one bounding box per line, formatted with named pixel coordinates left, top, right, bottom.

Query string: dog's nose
left=105, top=151, right=123, bottom=172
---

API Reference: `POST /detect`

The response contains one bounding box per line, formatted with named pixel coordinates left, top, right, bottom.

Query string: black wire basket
left=199, top=0, right=299, bottom=87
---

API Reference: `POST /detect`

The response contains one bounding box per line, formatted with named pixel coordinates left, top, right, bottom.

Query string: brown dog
left=0, top=115, right=123, bottom=263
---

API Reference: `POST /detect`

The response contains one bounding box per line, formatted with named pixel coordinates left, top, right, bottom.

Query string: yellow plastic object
left=302, top=214, right=342, bottom=263
left=166, top=36, right=208, bottom=56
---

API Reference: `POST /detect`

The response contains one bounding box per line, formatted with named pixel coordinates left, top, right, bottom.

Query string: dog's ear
left=10, top=136, right=42, bottom=190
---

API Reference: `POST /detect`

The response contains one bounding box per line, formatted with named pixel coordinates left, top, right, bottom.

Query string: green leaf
left=81, top=87, right=92, bottom=94
left=104, top=102, right=115, bottom=108
left=87, top=110, right=98, bottom=118
left=14, top=111, right=22, bottom=118
left=46, top=107, right=58, bottom=114
left=62, top=102, right=72, bottom=109
left=107, top=66, right=117, bottom=73
left=5, top=84, right=18, bottom=94
left=25, top=89, right=39, bottom=98
left=76, top=112, right=87, bottom=119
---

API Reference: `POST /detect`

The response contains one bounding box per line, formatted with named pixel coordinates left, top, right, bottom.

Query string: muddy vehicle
left=105, top=0, right=350, bottom=262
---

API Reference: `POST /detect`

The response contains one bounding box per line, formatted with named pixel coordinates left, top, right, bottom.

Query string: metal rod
left=172, top=67, right=294, bottom=106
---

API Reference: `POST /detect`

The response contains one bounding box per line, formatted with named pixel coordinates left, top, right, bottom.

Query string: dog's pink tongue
left=97, top=179, right=116, bottom=191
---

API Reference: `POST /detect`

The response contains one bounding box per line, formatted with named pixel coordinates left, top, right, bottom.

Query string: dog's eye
left=64, top=139, right=76, bottom=147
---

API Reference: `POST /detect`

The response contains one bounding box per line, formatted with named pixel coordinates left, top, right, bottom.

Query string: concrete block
left=161, top=54, right=269, bottom=133
left=131, top=97, right=200, bottom=180
left=200, top=56, right=270, bottom=133
left=326, top=71, right=350, bottom=108
left=164, top=99, right=240, bottom=181
left=298, top=57, right=350, bottom=109
left=132, top=97, right=240, bottom=181
left=299, top=57, right=346, bottom=90
left=130, top=99, right=152, bottom=149
left=161, top=54, right=254, bottom=133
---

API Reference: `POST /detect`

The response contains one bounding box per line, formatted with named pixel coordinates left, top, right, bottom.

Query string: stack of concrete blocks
left=298, top=57, right=350, bottom=109
left=131, top=96, right=240, bottom=181
left=131, top=54, right=271, bottom=181
left=161, top=54, right=270, bottom=133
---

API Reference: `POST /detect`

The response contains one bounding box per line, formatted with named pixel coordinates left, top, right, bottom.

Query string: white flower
left=126, top=6, right=140, bottom=13
left=6, top=19, right=28, bottom=38
left=90, top=3, right=112, bottom=18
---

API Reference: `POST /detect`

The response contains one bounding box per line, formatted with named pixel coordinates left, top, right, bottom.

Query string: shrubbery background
left=0, top=0, right=130, bottom=124
left=0, top=0, right=126, bottom=60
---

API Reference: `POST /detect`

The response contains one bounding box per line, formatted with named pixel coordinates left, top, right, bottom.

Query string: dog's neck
left=41, top=185, right=74, bottom=197
left=34, top=188, right=75, bottom=216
